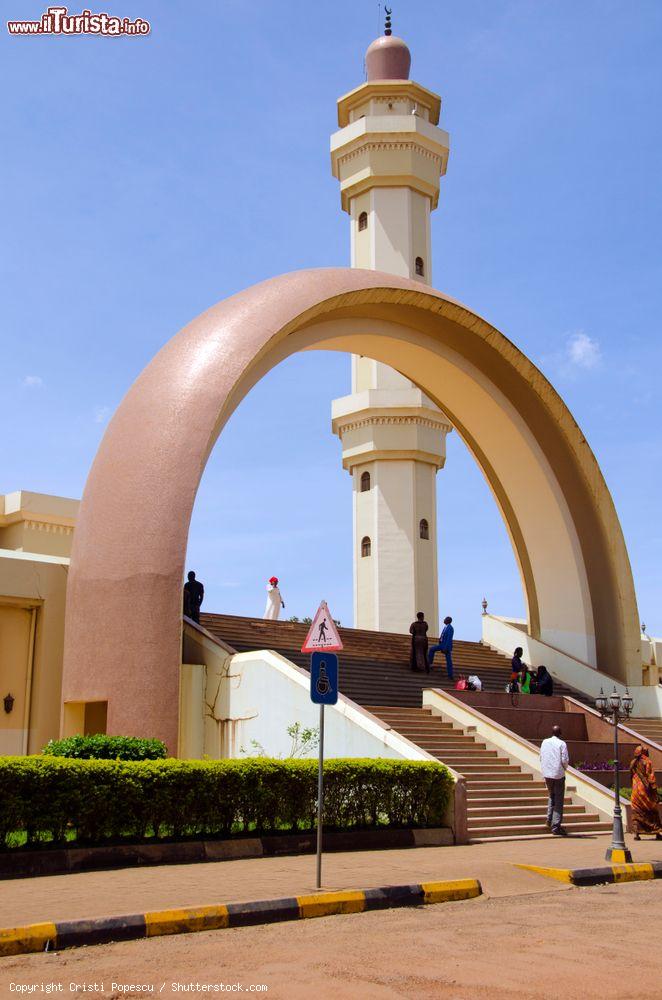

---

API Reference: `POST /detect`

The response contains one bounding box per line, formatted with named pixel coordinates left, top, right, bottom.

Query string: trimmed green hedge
left=42, top=735, right=167, bottom=761
left=0, top=757, right=452, bottom=849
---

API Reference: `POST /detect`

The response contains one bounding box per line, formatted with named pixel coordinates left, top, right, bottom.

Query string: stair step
left=467, top=790, right=550, bottom=801
left=387, top=735, right=472, bottom=743
left=457, top=763, right=524, bottom=772
left=413, top=749, right=496, bottom=758
left=463, top=774, right=537, bottom=785
left=468, top=804, right=585, bottom=817
left=467, top=820, right=611, bottom=837
left=468, top=811, right=601, bottom=830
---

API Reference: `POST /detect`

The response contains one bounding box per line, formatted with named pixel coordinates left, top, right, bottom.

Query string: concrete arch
left=62, top=268, right=640, bottom=750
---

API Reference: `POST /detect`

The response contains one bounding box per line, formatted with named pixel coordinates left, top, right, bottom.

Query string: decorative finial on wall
left=384, top=6, right=392, bottom=36
left=481, top=597, right=488, bottom=616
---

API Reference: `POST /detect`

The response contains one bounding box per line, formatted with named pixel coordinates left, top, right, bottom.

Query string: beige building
left=331, top=32, right=452, bottom=634
left=0, top=491, right=77, bottom=753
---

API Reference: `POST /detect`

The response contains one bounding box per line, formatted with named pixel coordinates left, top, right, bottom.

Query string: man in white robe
left=264, top=576, right=285, bottom=620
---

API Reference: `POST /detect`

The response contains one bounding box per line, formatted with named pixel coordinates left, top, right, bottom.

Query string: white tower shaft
left=330, top=46, right=451, bottom=634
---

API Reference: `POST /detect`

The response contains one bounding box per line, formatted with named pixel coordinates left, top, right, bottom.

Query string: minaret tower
left=331, top=16, right=452, bottom=634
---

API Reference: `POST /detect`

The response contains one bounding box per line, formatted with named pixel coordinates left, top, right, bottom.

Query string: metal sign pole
left=316, top=702, right=325, bottom=889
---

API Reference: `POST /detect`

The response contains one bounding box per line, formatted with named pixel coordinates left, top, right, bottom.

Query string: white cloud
left=566, top=331, right=601, bottom=370
left=21, top=374, right=43, bottom=388
left=94, top=405, right=111, bottom=424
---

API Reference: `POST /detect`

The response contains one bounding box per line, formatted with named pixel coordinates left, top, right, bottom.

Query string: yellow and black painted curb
left=515, top=860, right=662, bottom=887
left=0, top=878, right=481, bottom=957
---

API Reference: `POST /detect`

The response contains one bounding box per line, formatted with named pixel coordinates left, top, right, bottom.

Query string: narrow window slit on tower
left=360, top=471, right=371, bottom=492
left=415, top=256, right=425, bottom=276
left=419, top=518, right=429, bottom=539
left=361, top=536, right=371, bottom=557
left=358, top=211, right=368, bottom=231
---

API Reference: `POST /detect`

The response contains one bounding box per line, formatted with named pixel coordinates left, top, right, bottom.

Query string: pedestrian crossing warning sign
left=301, top=600, right=343, bottom=653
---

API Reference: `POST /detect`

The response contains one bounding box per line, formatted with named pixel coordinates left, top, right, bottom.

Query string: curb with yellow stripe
left=515, top=860, right=662, bottom=887
left=0, top=878, right=481, bottom=958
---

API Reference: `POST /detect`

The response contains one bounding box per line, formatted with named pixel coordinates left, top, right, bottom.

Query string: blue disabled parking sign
left=310, top=651, right=339, bottom=705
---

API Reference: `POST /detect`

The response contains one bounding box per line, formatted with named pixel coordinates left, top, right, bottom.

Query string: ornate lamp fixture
left=594, top=686, right=634, bottom=863
left=481, top=597, right=488, bottom=616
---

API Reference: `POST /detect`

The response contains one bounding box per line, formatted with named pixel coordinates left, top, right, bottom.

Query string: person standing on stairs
left=409, top=611, right=429, bottom=673
left=540, top=724, right=569, bottom=836
left=428, top=616, right=454, bottom=679
left=264, top=576, right=285, bottom=620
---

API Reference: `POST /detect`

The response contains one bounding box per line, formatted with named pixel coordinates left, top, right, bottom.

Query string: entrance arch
left=62, top=268, right=640, bottom=749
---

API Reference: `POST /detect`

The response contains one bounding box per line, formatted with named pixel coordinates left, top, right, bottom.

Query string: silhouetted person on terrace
left=183, top=570, right=204, bottom=624
left=428, top=616, right=454, bottom=679
left=409, top=612, right=429, bottom=673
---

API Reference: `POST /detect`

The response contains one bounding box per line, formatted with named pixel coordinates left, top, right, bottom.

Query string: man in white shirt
left=539, top=725, right=570, bottom=836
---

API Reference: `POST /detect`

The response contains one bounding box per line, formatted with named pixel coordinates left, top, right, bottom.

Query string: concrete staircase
left=201, top=613, right=590, bottom=706
left=628, top=717, right=662, bottom=746
left=198, top=613, right=653, bottom=841
left=369, top=706, right=613, bottom=842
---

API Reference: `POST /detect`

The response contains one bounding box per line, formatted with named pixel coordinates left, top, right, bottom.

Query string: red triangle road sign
left=301, top=601, right=343, bottom=653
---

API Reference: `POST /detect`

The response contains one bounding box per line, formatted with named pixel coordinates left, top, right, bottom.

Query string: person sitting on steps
left=536, top=665, right=554, bottom=697
left=519, top=663, right=534, bottom=694
left=509, top=646, right=525, bottom=693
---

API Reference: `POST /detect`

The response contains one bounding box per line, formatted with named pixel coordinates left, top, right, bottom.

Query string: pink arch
left=62, top=268, right=639, bottom=751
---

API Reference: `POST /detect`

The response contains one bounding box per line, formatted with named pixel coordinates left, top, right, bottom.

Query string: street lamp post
left=595, top=686, right=634, bottom=863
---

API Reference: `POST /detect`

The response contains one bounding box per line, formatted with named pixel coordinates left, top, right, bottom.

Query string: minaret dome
left=365, top=33, right=411, bottom=81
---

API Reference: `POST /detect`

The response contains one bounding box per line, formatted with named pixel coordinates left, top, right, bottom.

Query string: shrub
left=0, top=757, right=453, bottom=849
left=575, top=760, right=617, bottom=772
left=42, top=734, right=167, bottom=761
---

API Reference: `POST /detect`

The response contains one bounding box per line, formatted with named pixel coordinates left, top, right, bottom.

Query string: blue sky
left=2, top=1, right=661, bottom=639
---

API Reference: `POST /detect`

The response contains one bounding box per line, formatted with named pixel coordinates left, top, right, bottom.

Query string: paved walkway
left=3, top=833, right=662, bottom=927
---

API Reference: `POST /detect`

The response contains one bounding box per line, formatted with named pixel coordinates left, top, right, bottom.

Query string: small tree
left=286, top=722, right=319, bottom=758
left=240, top=722, right=319, bottom=759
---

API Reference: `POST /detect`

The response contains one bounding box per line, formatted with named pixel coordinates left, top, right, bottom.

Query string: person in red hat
left=264, top=576, right=285, bottom=620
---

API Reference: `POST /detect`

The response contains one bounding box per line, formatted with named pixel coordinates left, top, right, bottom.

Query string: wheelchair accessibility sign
left=310, top=651, right=339, bottom=705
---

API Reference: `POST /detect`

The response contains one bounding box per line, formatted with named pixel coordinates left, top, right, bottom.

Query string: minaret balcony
left=331, top=115, right=449, bottom=211
left=332, top=389, right=452, bottom=472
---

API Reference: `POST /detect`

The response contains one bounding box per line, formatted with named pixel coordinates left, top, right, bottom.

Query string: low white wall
left=180, top=641, right=468, bottom=843
left=225, top=650, right=436, bottom=761
left=179, top=662, right=205, bottom=759
left=482, top=614, right=662, bottom=718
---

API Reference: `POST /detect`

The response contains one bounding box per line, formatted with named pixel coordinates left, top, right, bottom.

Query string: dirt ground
left=2, top=879, right=661, bottom=999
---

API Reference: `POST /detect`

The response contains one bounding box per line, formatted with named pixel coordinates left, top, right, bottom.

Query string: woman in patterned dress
left=629, top=746, right=662, bottom=840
